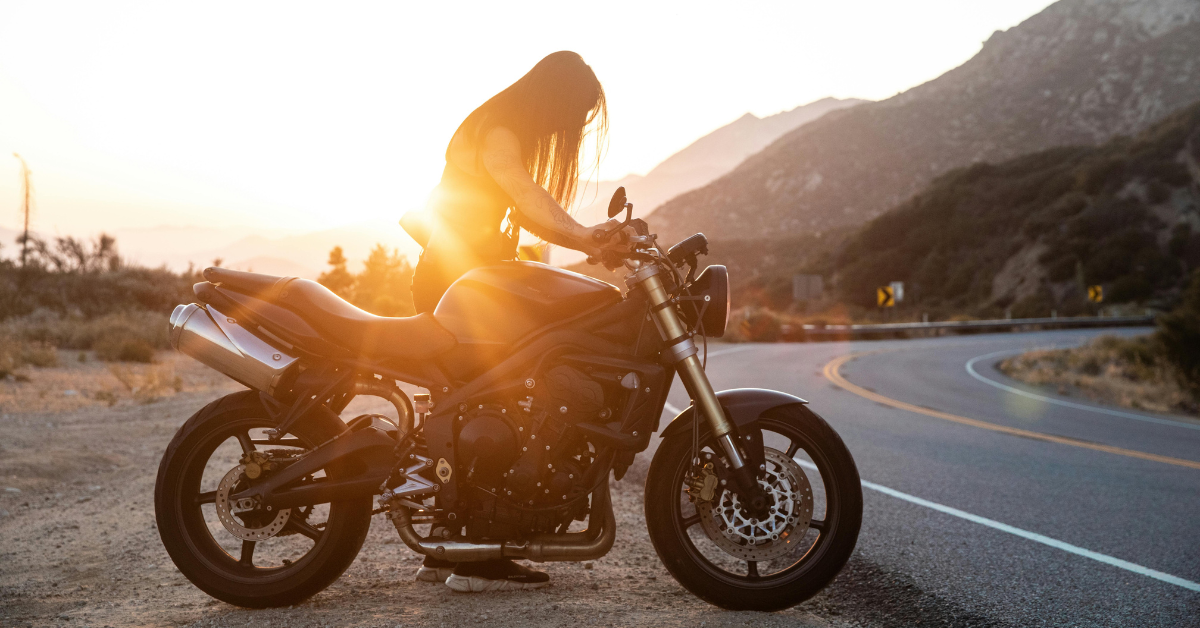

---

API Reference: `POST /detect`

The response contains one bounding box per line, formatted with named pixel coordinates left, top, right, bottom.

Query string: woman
left=407, top=52, right=628, bottom=591
left=408, top=50, right=627, bottom=315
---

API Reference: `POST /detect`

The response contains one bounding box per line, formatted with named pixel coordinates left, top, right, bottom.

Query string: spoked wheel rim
left=668, top=417, right=846, bottom=588
left=174, top=418, right=335, bottom=584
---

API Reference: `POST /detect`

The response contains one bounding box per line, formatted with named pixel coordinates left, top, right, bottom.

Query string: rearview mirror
left=608, top=186, right=628, bottom=219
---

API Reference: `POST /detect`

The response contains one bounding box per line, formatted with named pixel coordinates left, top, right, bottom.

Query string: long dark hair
left=451, top=51, right=608, bottom=208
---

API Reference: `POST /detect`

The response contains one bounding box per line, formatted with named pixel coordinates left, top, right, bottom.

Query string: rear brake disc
left=214, top=465, right=291, bottom=541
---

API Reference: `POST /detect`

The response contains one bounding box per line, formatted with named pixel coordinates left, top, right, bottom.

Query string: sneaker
left=415, top=556, right=456, bottom=583
left=445, top=559, right=550, bottom=592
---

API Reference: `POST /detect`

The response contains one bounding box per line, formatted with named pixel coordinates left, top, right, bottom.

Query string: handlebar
left=586, top=219, right=657, bottom=269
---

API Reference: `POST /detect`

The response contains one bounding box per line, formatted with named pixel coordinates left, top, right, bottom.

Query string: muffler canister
left=169, top=303, right=298, bottom=396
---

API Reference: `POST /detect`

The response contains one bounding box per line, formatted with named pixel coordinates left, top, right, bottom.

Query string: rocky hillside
left=821, top=99, right=1200, bottom=316
left=647, top=0, right=1200, bottom=244
left=569, top=98, right=864, bottom=229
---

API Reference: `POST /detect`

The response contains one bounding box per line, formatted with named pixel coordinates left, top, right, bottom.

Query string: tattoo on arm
left=483, top=130, right=586, bottom=242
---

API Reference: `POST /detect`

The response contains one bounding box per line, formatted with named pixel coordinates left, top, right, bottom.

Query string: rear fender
left=659, top=388, right=808, bottom=469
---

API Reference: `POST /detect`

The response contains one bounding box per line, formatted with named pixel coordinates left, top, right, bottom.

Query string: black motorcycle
left=154, top=188, right=862, bottom=611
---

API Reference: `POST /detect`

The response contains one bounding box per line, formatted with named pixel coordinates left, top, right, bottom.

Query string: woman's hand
left=584, top=218, right=633, bottom=247
left=581, top=219, right=640, bottom=266
left=479, top=127, right=640, bottom=257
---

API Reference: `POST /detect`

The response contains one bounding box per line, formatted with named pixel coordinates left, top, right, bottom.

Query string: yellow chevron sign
left=877, top=286, right=895, bottom=307
left=1088, top=285, right=1103, bottom=303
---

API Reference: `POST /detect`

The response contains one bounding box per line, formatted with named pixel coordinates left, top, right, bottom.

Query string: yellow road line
left=823, top=353, right=1200, bottom=471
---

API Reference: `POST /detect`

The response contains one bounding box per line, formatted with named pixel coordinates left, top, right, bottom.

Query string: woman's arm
left=480, top=126, right=603, bottom=252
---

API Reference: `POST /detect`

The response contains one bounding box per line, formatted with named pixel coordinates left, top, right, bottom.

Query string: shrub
left=94, top=337, right=156, bottom=363
left=0, top=337, right=59, bottom=376
left=727, top=307, right=784, bottom=342
left=2, top=310, right=169, bottom=352
left=20, top=343, right=59, bottom=368
left=108, top=363, right=182, bottom=403
left=1156, top=269, right=1200, bottom=394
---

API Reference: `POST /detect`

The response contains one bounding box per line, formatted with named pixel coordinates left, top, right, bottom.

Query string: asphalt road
left=659, top=328, right=1200, bottom=627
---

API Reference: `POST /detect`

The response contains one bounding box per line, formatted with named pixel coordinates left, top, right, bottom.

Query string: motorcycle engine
left=454, top=404, right=521, bottom=490
left=454, top=364, right=610, bottom=540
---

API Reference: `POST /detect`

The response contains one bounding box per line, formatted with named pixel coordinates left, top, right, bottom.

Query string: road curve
left=660, top=328, right=1200, bottom=628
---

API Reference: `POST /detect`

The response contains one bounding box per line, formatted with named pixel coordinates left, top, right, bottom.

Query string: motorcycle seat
left=201, top=267, right=456, bottom=360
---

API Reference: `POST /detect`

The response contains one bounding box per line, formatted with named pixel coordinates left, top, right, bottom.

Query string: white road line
left=791, top=460, right=1200, bottom=593
left=704, top=344, right=761, bottom=359
left=965, top=350, right=1200, bottom=431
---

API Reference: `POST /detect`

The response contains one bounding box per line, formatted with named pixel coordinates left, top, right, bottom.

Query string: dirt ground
left=0, top=353, right=849, bottom=628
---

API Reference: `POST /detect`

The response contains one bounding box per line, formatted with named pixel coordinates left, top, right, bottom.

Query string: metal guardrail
left=781, top=314, right=1156, bottom=341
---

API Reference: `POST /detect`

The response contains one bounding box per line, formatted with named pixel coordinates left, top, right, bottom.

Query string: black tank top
left=432, top=159, right=515, bottom=256
left=411, top=154, right=519, bottom=313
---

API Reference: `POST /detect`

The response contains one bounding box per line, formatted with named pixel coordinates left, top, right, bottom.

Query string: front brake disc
left=696, top=447, right=813, bottom=561
left=214, top=465, right=291, bottom=541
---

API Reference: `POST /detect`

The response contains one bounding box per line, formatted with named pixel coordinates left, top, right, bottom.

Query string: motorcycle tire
left=154, top=391, right=373, bottom=608
left=645, top=404, right=862, bottom=611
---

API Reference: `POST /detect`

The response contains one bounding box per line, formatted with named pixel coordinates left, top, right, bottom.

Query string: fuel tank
left=434, top=261, right=621, bottom=345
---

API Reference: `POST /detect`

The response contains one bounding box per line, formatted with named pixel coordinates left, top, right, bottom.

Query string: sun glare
left=0, top=0, right=1055, bottom=241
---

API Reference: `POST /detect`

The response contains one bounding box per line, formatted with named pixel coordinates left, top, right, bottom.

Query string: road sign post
left=793, top=274, right=824, bottom=304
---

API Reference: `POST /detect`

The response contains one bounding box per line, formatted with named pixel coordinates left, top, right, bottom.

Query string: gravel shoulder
left=0, top=355, right=849, bottom=628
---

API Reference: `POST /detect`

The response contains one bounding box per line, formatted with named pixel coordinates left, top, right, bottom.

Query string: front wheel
left=645, top=404, right=862, bottom=611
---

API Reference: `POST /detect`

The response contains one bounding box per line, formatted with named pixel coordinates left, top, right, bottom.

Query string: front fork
left=632, top=264, right=770, bottom=516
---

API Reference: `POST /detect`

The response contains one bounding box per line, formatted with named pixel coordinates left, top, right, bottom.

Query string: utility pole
left=13, top=153, right=32, bottom=269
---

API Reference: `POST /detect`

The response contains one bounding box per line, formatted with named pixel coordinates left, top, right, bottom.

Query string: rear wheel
left=154, top=391, right=373, bottom=608
left=645, top=404, right=862, bottom=611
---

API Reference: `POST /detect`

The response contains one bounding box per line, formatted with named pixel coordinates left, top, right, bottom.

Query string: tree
left=317, top=246, right=355, bottom=299
left=352, top=244, right=415, bottom=317
left=316, top=244, right=416, bottom=316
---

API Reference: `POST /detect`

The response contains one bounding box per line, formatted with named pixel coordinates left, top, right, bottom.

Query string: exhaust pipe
left=169, top=303, right=298, bottom=396
left=389, top=481, right=617, bottom=563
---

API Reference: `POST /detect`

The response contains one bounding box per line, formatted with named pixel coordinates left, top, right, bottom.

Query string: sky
left=0, top=0, right=1058, bottom=237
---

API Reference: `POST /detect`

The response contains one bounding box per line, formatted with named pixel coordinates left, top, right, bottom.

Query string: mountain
left=556, top=97, right=864, bottom=264
left=647, top=0, right=1200, bottom=244
left=816, top=99, right=1200, bottom=316
left=573, top=98, right=865, bottom=223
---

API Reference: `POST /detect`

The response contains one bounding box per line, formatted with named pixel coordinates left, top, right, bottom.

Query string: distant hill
left=224, top=256, right=320, bottom=279
left=0, top=222, right=423, bottom=279
left=816, top=99, right=1200, bottom=316
left=557, top=97, right=864, bottom=264
left=647, top=0, right=1200, bottom=244
left=188, top=222, right=420, bottom=279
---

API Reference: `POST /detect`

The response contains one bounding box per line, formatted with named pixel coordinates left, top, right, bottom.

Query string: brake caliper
left=687, top=462, right=720, bottom=503
left=240, top=450, right=274, bottom=480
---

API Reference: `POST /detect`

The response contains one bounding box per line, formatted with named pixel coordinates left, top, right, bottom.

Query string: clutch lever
left=586, top=248, right=655, bottom=270
left=592, top=202, right=634, bottom=244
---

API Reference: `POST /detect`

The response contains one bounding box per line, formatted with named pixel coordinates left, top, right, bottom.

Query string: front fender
left=659, top=388, right=807, bottom=440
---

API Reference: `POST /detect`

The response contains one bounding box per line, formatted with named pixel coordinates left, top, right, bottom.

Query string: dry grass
left=0, top=351, right=238, bottom=414
left=0, top=338, right=59, bottom=378
left=999, top=335, right=1199, bottom=416
left=2, top=310, right=169, bottom=351
left=0, top=310, right=169, bottom=379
